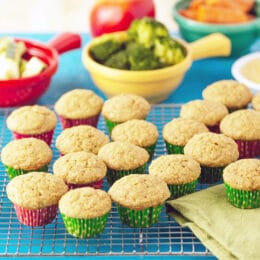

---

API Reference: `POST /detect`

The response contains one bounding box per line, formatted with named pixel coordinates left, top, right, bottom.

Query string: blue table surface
left=1, top=33, right=260, bottom=260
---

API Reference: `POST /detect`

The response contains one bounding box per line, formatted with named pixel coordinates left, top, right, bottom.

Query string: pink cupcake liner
left=13, top=129, right=54, bottom=146
left=14, top=204, right=58, bottom=227
left=207, top=124, right=220, bottom=133
left=59, top=114, right=100, bottom=129
left=236, top=140, right=260, bottom=159
left=67, top=179, right=103, bottom=190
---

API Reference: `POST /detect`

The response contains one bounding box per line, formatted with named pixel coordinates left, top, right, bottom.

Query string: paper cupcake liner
left=4, top=164, right=49, bottom=179
left=67, top=179, right=103, bottom=190
left=144, top=142, right=157, bottom=160
left=164, top=141, right=184, bottom=154
left=207, top=124, right=220, bottom=133
left=61, top=213, right=108, bottom=238
left=59, top=114, right=100, bottom=129
left=14, top=204, right=58, bottom=226
left=224, top=183, right=260, bottom=209
left=104, top=118, right=120, bottom=134
left=236, top=140, right=260, bottom=159
left=13, top=129, right=54, bottom=146
left=199, top=166, right=225, bottom=184
left=116, top=203, right=163, bottom=228
left=107, top=164, right=147, bottom=186
left=168, top=179, right=198, bottom=199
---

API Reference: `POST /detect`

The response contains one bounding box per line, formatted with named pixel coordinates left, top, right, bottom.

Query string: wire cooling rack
left=0, top=104, right=213, bottom=257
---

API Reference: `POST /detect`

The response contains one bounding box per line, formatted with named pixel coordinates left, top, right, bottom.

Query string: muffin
left=6, top=105, right=57, bottom=145
left=202, top=80, right=253, bottom=112
left=111, top=119, right=158, bottom=159
left=56, top=125, right=109, bottom=156
left=223, top=159, right=260, bottom=209
left=163, top=118, right=209, bottom=154
left=252, top=92, right=260, bottom=111
left=1, top=138, right=52, bottom=179
left=180, top=100, right=228, bottom=133
left=184, top=133, right=239, bottom=183
left=108, top=174, right=170, bottom=228
left=6, top=172, right=68, bottom=226
left=220, top=109, right=260, bottom=159
left=59, top=187, right=111, bottom=238
left=149, top=154, right=201, bottom=199
left=98, top=141, right=149, bottom=185
left=53, top=151, right=107, bottom=189
left=54, top=89, right=103, bottom=129
left=102, top=94, right=151, bottom=134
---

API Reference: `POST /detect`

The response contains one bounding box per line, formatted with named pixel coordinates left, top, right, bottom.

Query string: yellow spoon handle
left=189, top=33, right=231, bottom=61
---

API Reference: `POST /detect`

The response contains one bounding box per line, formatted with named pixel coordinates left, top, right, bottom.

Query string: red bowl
left=0, top=33, right=81, bottom=107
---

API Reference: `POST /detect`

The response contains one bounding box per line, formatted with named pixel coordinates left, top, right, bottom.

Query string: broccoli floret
left=104, top=50, right=129, bottom=70
left=127, top=43, right=162, bottom=71
left=154, top=37, right=186, bottom=65
left=89, top=34, right=124, bottom=62
left=127, top=17, right=169, bottom=48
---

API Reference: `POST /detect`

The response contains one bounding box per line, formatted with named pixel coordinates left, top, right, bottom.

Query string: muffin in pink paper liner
left=6, top=105, right=57, bottom=145
left=220, top=109, right=260, bottom=159
left=54, top=89, right=103, bottom=129
left=6, top=172, right=68, bottom=226
left=1, top=138, right=52, bottom=179
left=53, top=151, right=107, bottom=189
left=180, top=99, right=228, bottom=133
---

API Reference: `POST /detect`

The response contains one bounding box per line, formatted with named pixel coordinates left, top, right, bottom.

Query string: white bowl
left=232, top=52, right=260, bottom=93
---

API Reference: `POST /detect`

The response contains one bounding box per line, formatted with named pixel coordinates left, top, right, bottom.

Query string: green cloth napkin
left=166, top=184, right=260, bottom=260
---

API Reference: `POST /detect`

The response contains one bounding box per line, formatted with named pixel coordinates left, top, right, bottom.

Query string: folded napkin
left=166, top=185, right=260, bottom=260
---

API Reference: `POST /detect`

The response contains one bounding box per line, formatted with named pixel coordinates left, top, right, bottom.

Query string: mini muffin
left=184, top=133, right=239, bottom=183
left=163, top=118, right=209, bottom=154
left=54, top=89, right=103, bottom=129
left=149, top=154, right=201, bottom=198
left=220, top=109, right=260, bottom=159
left=102, top=94, right=151, bottom=134
left=202, top=80, right=253, bottom=112
left=98, top=141, right=149, bottom=185
left=108, top=174, right=170, bottom=228
left=1, top=138, right=52, bottom=179
left=111, top=119, right=158, bottom=159
left=56, top=125, right=109, bottom=155
left=53, top=151, right=107, bottom=189
left=180, top=100, right=228, bottom=133
left=252, top=92, right=260, bottom=111
left=6, top=105, right=57, bottom=145
left=223, top=159, right=260, bottom=209
left=59, top=187, right=111, bottom=238
left=6, top=172, right=68, bottom=226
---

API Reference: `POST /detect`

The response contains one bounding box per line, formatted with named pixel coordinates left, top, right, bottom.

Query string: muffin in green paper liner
left=1, top=138, right=52, bottom=179
left=108, top=174, right=170, bottom=228
left=223, top=159, right=260, bottom=209
left=59, top=187, right=112, bottom=238
left=184, top=133, right=239, bottom=184
left=111, top=119, right=158, bottom=160
left=98, top=141, right=149, bottom=185
left=163, top=118, right=209, bottom=155
left=102, top=94, right=151, bottom=134
left=149, top=154, right=200, bottom=199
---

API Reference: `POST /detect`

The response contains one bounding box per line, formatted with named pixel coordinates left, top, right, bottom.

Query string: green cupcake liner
left=4, top=164, right=49, bottom=179
left=168, top=179, right=198, bottom=199
left=144, top=142, right=157, bottom=160
left=116, top=203, right=163, bottom=228
left=61, top=213, right=108, bottom=238
left=104, top=118, right=120, bottom=134
left=199, top=166, right=225, bottom=184
left=224, top=183, right=260, bottom=209
left=107, top=164, right=147, bottom=186
left=165, top=141, right=184, bottom=154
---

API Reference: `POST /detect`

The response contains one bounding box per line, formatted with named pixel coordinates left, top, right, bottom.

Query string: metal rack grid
left=0, top=104, right=213, bottom=257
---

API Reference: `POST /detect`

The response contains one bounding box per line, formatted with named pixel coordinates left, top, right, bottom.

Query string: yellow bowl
left=82, top=32, right=231, bottom=103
